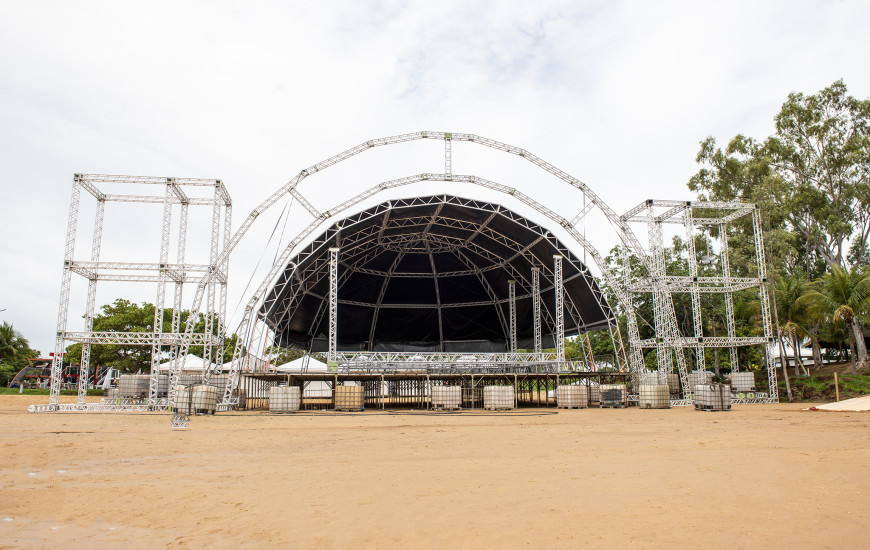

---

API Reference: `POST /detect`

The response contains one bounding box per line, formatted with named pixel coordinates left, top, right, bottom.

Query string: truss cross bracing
left=46, top=174, right=231, bottom=410
left=620, top=199, right=778, bottom=401
left=35, top=131, right=779, bottom=413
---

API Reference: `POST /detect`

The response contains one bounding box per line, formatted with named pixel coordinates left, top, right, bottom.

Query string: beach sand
left=1, top=395, right=867, bottom=549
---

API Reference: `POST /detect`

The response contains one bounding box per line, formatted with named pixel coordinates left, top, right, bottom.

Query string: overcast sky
left=2, top=0, right=869, bottom=355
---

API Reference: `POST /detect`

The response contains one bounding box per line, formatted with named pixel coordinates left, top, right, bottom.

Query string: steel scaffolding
left=508, top=280, right=517, bottom=353
left=554, top=255, right=565, bottom=363
left=621, top=199, right=778, bottom=401
left=532, top=267, right=542, bottom=355
left=327, top=247, right=339, bottom=364
left=34, top=131, right=778, bottom=413
left=45, top=174, right=230, bottom=410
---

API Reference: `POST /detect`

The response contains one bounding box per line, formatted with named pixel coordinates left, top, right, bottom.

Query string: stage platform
left=239, top=370, right=631, bottom=410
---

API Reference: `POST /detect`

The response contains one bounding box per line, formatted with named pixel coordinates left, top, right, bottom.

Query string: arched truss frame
left=265, top=195, right=606, bottom=353
left=165, top=131, right=776, bottom=408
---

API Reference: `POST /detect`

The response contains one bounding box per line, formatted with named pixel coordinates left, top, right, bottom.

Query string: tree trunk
left=811, top=337, right=822, bottom=371
left=793, top=333, right=803, bottom=378
left=769, top=281, right=792, bottom=401
left=847, top=326, right=857, bottom=376
left=776, top=335, right=792, bottom=402
left=791, top=331, right=800, bottom=378
left=852, top=317, right=867, bottom=373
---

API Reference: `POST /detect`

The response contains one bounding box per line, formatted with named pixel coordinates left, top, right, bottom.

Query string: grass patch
left=792, top=376, right=828, bottom=391
left=840, top=375, right=870, bottom=395
left=778, top=373, right=870, bottom=401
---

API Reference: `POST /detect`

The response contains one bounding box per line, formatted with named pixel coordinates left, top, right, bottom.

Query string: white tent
left=273, top=356, right=332, bottom=397
left=275, top=356, right=328, bottom=373
left=158, top=355, right=213, bottom=372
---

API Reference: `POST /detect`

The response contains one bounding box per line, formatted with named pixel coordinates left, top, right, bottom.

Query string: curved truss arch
left=170, top=131, right=708, bottom=407
left=265, top=196, right=602, bottom=351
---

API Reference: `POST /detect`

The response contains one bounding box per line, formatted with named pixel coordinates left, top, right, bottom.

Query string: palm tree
left=774, top=276, right=813, bottom=377
left=0, top=321, right=31, bottom=363
left=801, top=267, right=870, bottom=375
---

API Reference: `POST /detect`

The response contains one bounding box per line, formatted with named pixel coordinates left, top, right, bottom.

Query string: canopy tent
left=274, top=356, right=328, bottom=373
left=158, top=354, right=214, bottom=372
left=261, top=195, right=614, bottom=353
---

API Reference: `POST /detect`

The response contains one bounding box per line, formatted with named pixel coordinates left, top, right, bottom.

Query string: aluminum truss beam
left=554, top=255, right=565, bottom=364
left=508, top=280, right=517, bottom=352
left=159, top=131, right=770, bottom=406
left=532, top=267, right=542, bottom=354
left=42, top=175, right=230, bottom=412
left=622, top=199, right=778, bottom=402
left=327, top=247, right=339, bottom=364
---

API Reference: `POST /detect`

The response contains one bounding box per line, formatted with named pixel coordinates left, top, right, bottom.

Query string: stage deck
left=239, top=370, right=631, bottom=410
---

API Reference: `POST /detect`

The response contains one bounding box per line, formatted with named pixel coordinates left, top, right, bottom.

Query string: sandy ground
left=0, top=395, right=868, bottom=550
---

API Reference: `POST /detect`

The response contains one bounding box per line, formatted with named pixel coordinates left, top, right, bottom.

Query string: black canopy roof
left=261, top=195, right=613, bottom=352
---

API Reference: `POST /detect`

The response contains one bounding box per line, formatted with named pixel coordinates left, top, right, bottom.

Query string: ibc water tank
left=556, top=385, right=588, bottom=408
left=599, top=384, right=627, bottom=407
left=727, top=372, right=755, bottom=392
left=174, top=385, right=192, bottom=414
left=638, top=385, right=670, bottom=409
left=191, top=385, right=218, bottom=414
left=334, top=385, right=364, bottom=411
left=483, top=386, right=515, bottom=410
left=269, top=386, right=301, bottom=412
left=431, top=386, right=461, bottom=410
left=694, top=384, right=731, bottom=411
left=687, top=371, right=713, bottom=388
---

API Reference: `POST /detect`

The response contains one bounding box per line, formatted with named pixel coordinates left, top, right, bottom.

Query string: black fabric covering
left=262, top=195, right=613, bottom=351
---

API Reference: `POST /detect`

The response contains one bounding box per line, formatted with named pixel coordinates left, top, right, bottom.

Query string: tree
left=690, top=80, right=870, bottom=274
left=0, top=322, right=41, bottom=386
left=801, top=267, right=870, bottom=374
left=773, top=276, right=813, bottom=377
left=64, top=299, right=237, bottom=373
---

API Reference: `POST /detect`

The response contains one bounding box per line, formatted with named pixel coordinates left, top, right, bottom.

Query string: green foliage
left=840, top=375, right=870, bottom=394
left=690, top=80, right=870, bottom=275
left=64, top=298, right=238, bottom=373
left=0, top=322, right=42, bottom=385
left=265, top=346, right=305, bottom=365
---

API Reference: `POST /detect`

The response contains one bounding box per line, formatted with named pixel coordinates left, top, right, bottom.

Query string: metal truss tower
left=621, top=200, right=778, bottom=402
left=553, top=255, right=565, bottom=364
left=45, top=174, right=230, bottom=411
left=507, top=280, right=517, bottom=353
left=33, top=132, right=779, bottom=412
left=327, top=247, right=339, bottom=364
left=531, top=267, right=542, bottom=354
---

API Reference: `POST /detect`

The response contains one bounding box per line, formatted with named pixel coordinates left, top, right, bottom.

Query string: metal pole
left=553, top=255, right=565, bottom=364
left=508, top=280, right=517, bottom=353
left=532, top=267, right=541, bottom=356
left=50, top=176, right=82, bottom=408
left=78, top=197, right=105, bottom=404
left=149, top=180, right=173, bottom=407
left=328, top=247, right=339, bottom=364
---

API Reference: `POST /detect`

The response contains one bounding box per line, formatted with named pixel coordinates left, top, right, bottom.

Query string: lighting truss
left=621, top=199, right=778, bottom=401
left=43, top=174, right=231, bottom=411
left=38, top=132, right=778, bottom=412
